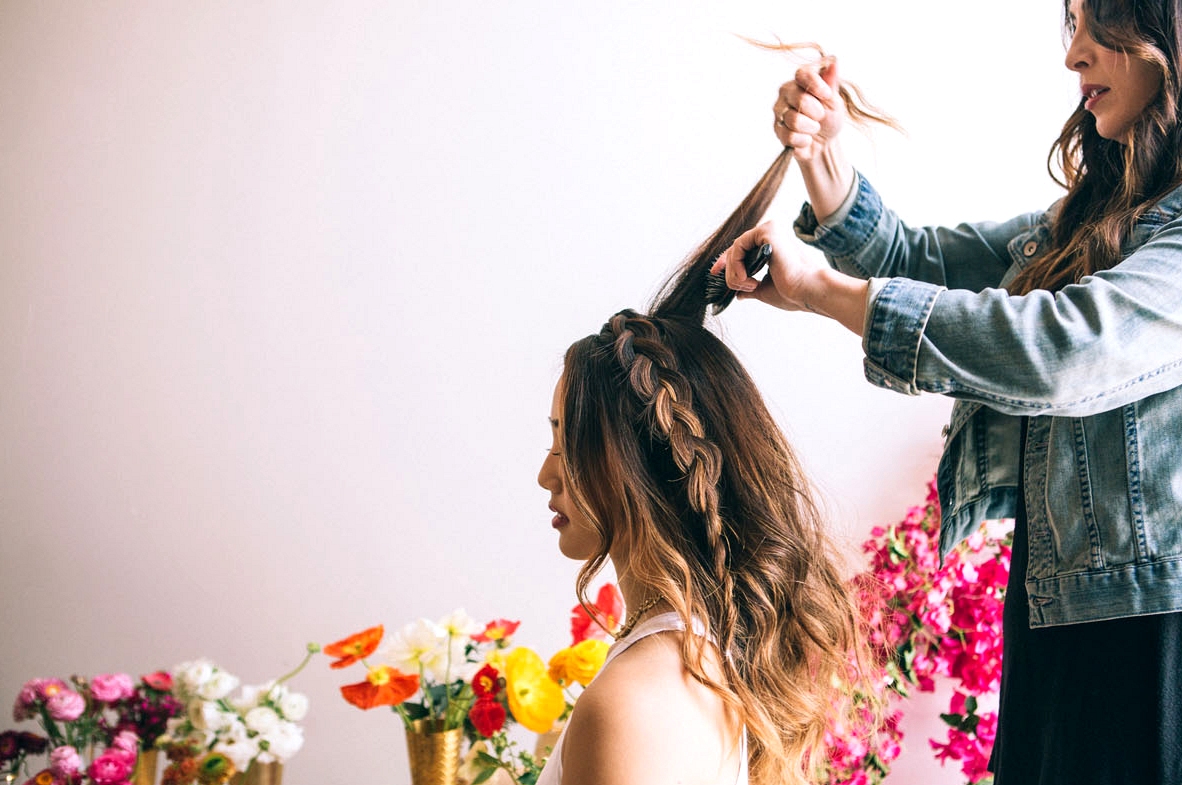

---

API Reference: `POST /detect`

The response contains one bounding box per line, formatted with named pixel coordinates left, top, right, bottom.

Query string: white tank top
left=534, top=611, right=749, bottom=785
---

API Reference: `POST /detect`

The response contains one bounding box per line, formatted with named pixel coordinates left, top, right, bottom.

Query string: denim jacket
left=795, top=173, right=1182, bottom=628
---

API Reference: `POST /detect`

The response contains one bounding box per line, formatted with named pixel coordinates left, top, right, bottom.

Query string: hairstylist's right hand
left=774, top=56, right=844, bottom=162
left=711, top=221, right=869, bottom=336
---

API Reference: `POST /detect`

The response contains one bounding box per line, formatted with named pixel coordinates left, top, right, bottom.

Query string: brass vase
left=405, top=719, right=463, bottom=785
left=132, top=750, right=159, bottom=785
left=229, top=762, right=283, bottom=785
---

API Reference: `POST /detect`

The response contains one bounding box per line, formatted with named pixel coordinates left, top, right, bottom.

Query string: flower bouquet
left=5, top=672, right=175, bottom=785
left=156, top=646, right=315, bottom=785
left=327, top=602, right=614, bottom=785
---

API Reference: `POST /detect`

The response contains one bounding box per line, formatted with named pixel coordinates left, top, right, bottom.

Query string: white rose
left=278, top=692, right=308, bottom=722
left=198, top=671, right=240, bottom=701
left=244, top=706, right=280, bottom=736
left=260, top=721, right=304, bottom=762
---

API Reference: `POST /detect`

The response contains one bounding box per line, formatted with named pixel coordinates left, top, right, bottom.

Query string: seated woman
left=535, top=85, right=886, bottom=783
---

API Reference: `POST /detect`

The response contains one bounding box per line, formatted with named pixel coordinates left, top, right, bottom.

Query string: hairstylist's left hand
left=711, top=222, right=869, bottom=336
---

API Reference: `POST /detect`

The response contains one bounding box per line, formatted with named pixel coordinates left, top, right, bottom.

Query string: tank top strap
left=604, top=611, right=707, bottom=665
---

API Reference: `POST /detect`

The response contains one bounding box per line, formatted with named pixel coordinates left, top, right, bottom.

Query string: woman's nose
left=538, top=450, right=561, bottom=491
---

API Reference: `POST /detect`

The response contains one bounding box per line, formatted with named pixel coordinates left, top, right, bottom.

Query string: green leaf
left=472, top=769, right=496, bottom=785
left=939, top=712, right=963, bottom=728
left=964, top=694, right=978, bottom=714
left=476, top=752, right=501, bottom=766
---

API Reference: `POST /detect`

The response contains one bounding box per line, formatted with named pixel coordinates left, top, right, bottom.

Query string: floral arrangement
left=156, top=646, right=316, bottom=784
left=327, top=593, right=615, bottom=785
left=4, top=671, right=179, bottom=785
left=822, top=478, right=1012, bottom=785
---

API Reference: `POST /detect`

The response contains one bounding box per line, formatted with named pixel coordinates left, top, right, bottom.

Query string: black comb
left=705, top=243, right=772, bottom=315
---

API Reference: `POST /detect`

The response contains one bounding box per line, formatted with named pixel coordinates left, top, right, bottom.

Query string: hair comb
left=705, top=243, right=772, bottom=315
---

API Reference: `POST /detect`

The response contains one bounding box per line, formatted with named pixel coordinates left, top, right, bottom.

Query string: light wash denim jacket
left=794, top=173, right=1182, bottom=628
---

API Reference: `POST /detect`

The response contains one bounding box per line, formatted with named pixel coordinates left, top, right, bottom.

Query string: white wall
left=0, top=2, right=1075, bottom=783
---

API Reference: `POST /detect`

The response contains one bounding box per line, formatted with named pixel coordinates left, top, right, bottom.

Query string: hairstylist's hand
left=710, top=221, right=869, bottom=336
left=773, top=56, right=844, bottom=162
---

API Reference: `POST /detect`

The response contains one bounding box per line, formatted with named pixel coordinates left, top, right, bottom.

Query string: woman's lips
left=1083, top=85, right=1110, bottom=111
left=550, top=505, right=569, bottom=529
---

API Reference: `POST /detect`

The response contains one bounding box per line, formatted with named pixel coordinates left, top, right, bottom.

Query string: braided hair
left=557, top=157, right=876, bottom=784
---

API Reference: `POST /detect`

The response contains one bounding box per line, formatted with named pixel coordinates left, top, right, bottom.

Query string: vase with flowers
left=155, top=645, right=316, bottom=785
left=326, top=609, right=575, bottom=785
left=4, top=671, right=178, bottom=785
left=458, top=586, right=613, bottom=785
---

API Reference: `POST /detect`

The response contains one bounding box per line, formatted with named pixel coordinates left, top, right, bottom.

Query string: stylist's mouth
left=549, top=504, right=569, bottom=529
left=1082, top=84, right=1109, bottom=109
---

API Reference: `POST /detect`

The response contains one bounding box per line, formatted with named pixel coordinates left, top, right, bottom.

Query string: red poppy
left=473, top=619, right=521, bottom=644
left=570, top=583, right=624, bottom=643
left=469, top=696, right=506, bottom=737
left=339, top=666, right=419, bottom=710
left=324, top=625, right=384, bottom=669
left=471, top=664, right=502, bottom=697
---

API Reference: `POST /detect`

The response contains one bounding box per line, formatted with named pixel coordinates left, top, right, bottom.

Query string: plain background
left=1, top=2, right=1076, bottom=783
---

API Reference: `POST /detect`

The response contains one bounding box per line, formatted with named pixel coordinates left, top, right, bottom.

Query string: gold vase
left=405, top=719, right=463, bottom=785
left=229, top=762, right=283, bottom=785
left=132, top=749, right=158, bottom=785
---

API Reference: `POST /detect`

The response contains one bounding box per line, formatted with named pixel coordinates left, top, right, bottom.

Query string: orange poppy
left=323, top=625, right=384, bottom=669
left=340, top=666, right=419, bottom=710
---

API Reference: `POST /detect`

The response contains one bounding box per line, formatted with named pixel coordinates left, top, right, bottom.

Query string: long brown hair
left=554, top=62, right=893, bottom=785
left=1010, top=0, right=1182, bottom=295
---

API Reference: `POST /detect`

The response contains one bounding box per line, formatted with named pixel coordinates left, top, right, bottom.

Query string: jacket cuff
left=862, top=277, right=944, bottom=394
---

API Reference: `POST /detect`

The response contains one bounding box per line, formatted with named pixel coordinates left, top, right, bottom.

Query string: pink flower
left=90, top=673, right=135, bottom=703
left=111, top=730, right=139, bottom=754
left=87, top=750, right=135, bottom=785
left=48, top=746, right=83, bottom=777
left=45, top=690, right=85, bottom=721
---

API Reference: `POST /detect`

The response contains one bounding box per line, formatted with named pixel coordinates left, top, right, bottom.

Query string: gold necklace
left=614, top=595, right=664, bottom=639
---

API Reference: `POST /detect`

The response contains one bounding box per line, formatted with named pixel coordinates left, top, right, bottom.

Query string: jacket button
left=1023, top=240, right=1038, bottom=257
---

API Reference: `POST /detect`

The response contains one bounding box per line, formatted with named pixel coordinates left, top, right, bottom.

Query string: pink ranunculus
left=111, top=730, right=139, bottom=754
left=49, top=745, right=83, bottom=777
left=87, top=750, right=135, bottom=785
left=45, top=690, right=85, bottom=721
left=90, top=673, right=135, bottom=703
left=141, top=671, right=172, bottom=692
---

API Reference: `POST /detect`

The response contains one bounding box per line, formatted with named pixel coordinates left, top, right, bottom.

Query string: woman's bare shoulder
left=556, top=631, right=742, bottom=785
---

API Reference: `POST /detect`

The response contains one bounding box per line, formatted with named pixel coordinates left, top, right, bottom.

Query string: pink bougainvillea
left=823, top=478, right=1012, bottom=785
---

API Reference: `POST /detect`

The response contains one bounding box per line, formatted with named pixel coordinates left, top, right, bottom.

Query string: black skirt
left=990, top=482, right=1182, bottom=784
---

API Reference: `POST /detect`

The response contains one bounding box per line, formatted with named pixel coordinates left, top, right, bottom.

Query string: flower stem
left=274, top=644, right=320, bottom=686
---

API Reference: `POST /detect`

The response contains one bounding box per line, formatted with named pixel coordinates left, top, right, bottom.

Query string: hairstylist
left=715, top=1, right=1182, bottom=783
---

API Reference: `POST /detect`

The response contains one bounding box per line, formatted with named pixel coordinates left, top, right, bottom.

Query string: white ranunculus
left=244, top=706, right=280, bottom=736
left=198, top=670, right=240, bottom=701
left=230, top=683, right=265, bottom=713
left=190, top=700, right=238, bottom=733
left=278, top=692, right=308, bottom=721
left=214, top=726, right=260, bottom=774
left=260, top=721, right=304, bottom=762
left=173, top=660, right=215, bottom=698
left=263, top=681, right=286, bottom=703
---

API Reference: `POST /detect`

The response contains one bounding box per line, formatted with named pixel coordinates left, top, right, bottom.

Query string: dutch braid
left=605, top=310, right=740, bottom=651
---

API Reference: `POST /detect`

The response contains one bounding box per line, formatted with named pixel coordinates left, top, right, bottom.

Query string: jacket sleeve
left=796, top=174, right=1182, bottom=417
